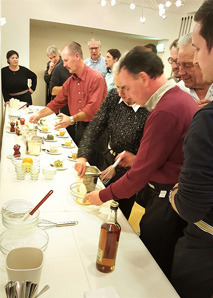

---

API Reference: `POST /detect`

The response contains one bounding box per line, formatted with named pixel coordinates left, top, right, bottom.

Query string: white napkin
left=83, top=286, right=120, bottom=298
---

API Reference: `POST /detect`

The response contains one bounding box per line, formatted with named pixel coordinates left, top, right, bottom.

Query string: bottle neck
left=106, top=208, right=118, bottom=224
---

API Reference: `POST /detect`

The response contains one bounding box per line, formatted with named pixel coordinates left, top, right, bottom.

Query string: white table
left=0, top=106, right=179, bottom=298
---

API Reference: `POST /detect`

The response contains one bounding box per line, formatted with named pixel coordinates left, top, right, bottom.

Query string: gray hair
left=46, top=45, right=60, bottom=56
left=62, top=41, right=83, bottom=59
left=177, top=33, right=193, bottom=49
left=88, top=38, right=101, bottom=47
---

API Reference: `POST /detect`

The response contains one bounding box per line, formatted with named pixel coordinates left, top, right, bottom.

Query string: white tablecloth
left=0, top=106, right=179, bottom=297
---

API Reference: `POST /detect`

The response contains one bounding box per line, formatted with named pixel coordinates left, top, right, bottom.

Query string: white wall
left=1, top=0, right=184, bottom=67
left=1, top=0, right=202, bottom=106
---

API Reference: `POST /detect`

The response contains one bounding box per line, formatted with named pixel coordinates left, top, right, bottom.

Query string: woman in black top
left=1, top=50, right=37, bottom=105
left=75, top=63, right=149, bottom=219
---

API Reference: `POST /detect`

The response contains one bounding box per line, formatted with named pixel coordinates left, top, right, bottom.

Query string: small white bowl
left=42, top=167, right=56, bottom=180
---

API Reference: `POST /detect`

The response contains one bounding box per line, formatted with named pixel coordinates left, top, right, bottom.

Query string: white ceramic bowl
left=42, top=166, right=56, bottom=180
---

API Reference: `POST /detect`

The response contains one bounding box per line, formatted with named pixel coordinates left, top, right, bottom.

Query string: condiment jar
left=0, top=200, right=49, bottom=255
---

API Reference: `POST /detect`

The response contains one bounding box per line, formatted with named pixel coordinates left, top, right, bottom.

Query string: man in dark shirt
left=49, top=61, right=74, bottom=140
left=170, top=1, right=213, bottom=297
left=84, top=48, right=198, bottom=278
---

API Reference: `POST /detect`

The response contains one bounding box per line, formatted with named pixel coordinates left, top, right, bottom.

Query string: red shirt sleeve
left=82, top=75, right=107, bottom=120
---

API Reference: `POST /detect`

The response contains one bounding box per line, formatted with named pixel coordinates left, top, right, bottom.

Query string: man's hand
left=115, top=151, right=136, bottom=168
left=4, top=101, right=9, bottom=107
left=75, top=157, right=87, bottom=178
left=196, top=98, right=211, bottom=109
left=83, top=190, right=103, bottom=205
left=54, top=113, right=72, bottom=129
left=29, top=113, right=40, bottom=124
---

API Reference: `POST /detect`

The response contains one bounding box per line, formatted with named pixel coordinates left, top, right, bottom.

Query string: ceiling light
left=101, top=0, right=107, bottom=6
left=111, top=0, right=117, bottom=6
left=159, top=4, right=164, bottom=10
left=140, top=16, right=146, bottom=23
left=130, top=3, right=136, bottom=10
left=175, top=0, right=182, bottom=7
left=165, top=1, right=172, bottom=7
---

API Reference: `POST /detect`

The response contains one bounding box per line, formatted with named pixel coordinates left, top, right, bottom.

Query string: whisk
left=100, top=151, right=125, bottom=185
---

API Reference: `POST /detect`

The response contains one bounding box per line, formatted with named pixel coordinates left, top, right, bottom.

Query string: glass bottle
left=96, top=201, right=121, bottom=273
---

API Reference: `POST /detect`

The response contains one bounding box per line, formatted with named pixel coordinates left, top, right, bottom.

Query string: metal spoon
left=34, top=285, right=50, bottom=298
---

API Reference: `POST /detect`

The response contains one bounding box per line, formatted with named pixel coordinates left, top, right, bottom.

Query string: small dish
left=51, top=159, right=67, bottom=171
left=61, top=144, right=75, bottom=149
left=67, top=156, right=77, bottom=162
left=45, top=150, right=62, bottom=155
left=56, top=134, right=69, bottom=138
left=38, top=128, right=50, bottom=134
left=44, top=136, right=57, bottom=142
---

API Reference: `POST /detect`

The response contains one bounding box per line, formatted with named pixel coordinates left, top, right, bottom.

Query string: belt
left=148, top=182, right=174, bottom=198
left=9, top=89, right=29, bottom=96
left=107, top=144, right=117, bottom=157
left=194, top=220, right=213, bottom=236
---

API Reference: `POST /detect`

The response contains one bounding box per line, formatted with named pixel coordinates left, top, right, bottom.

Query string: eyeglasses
left=167, top=57, right=178, bottom=64
left=89, top=47, right=99, bottom=51
left=177, top=62, right=194, bottom=70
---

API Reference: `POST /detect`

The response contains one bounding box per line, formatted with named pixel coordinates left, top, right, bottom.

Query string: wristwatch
left=69, top=116, right=75, bottom=125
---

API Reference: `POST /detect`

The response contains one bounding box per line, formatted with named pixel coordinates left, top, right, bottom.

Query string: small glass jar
left=0, top=200, right=49, bottom=255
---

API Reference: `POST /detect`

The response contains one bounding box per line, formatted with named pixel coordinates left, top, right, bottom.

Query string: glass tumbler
left=12, top=157, right=26, bottom=180
left=30, top=163, right=40, bottom=181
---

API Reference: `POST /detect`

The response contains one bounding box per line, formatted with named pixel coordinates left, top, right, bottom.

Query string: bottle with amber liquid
left=96, top=201, right=121, bottom=273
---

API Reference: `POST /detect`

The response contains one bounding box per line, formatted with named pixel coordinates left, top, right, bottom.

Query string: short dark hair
left=194, top=0, right=213, bottom=52
left=107, top=49, right=121, bottom=61
left=144, top=43, right=157, bottom=54
left=6, top=50, right=19, bottom=63
left=119, top=47, right=164, bottom=79
left=63, top=41, right=83, bottom=59
left=169, top=38, right=179, bottom=50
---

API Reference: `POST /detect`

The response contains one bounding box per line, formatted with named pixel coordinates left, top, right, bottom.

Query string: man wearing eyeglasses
left=168, top=38, right=180, bottom=81
left=84, top=38, right=107, bottom=77
left=177, top=32, right=212, bottom=109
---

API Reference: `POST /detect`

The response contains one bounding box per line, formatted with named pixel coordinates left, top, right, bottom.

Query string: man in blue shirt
left=84, top=38, right=107, bottom=77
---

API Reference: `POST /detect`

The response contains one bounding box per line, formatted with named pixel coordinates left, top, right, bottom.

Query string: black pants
left=171, top=223, right=213, bottom=298
left=137, top=183, right=187, bottom=279
left=103, top=149, right=135, bottom=220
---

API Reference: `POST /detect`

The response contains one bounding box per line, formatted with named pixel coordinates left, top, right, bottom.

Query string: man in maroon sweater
left=84, top=48, right=198, bottom=278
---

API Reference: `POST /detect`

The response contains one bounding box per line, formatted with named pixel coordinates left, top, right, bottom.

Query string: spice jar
left=0, top=200, right=49, bottom=255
